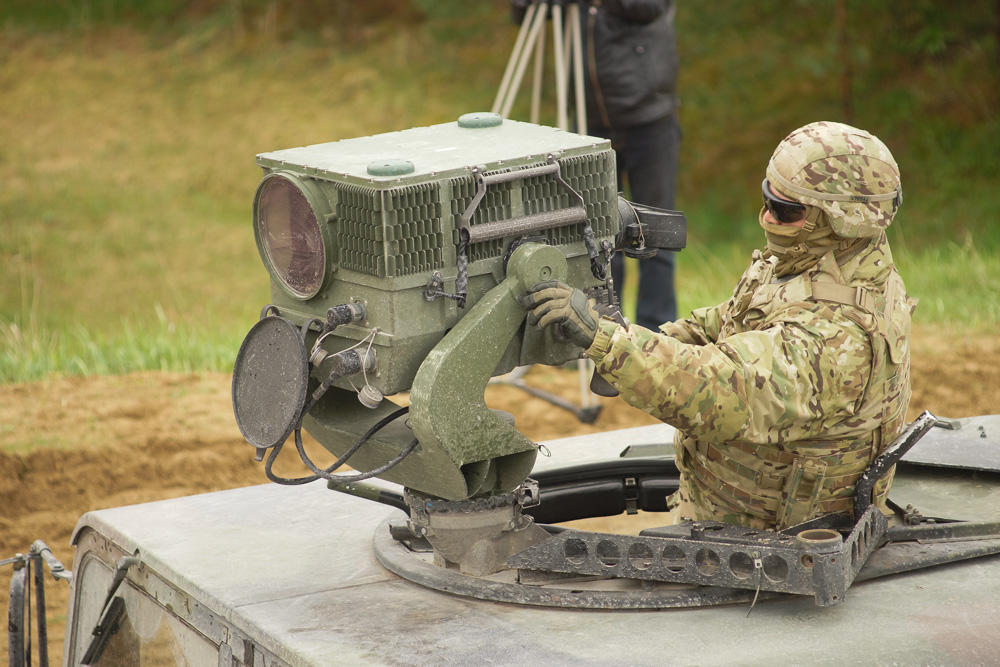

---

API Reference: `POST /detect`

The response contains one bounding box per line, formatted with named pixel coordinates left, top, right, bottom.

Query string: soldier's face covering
left=759, top=206, right=873, bottom=278
left=759, top=205, right=829, bottom=277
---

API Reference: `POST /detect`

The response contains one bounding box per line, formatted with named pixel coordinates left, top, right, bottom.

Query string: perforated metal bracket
left=508, top=508, right=885, bottom=607
left=508, top=412, right=942, bottom=607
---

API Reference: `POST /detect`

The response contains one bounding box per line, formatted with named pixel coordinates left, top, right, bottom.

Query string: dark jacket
left=583, top=0, right=679, bottom=130
left=510, top=0, right=679, bottom=130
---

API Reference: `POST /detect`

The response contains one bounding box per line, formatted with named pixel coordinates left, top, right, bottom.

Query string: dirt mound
left=2, top=329, right=998, bottom=660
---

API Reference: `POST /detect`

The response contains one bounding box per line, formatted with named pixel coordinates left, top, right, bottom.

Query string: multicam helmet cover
left=765, top=121, right=902, bottom=238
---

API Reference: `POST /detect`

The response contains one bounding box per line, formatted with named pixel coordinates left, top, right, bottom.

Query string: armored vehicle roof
left=66, top=419, right=1000, bottom=666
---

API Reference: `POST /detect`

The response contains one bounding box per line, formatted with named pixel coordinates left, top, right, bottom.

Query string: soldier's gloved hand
left=519, top=280, right=599, bottom=349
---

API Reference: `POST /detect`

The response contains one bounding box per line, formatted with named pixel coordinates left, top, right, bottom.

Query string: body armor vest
left=674, top=239, right=916, bottom=530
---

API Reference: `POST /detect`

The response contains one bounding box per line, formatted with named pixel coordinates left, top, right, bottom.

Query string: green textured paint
left=409, top=243, right=568, bottom=498
left=303, top=386, right=474, bottom=500
left=255, top=116, right=615, bottom=397
left=302, top=243, right=576, bottom=500
left=366, top=159, right=415, bottom=176
left=457, top=112, right=504, bottom=129
left=262, top=118, right=616, bottom=499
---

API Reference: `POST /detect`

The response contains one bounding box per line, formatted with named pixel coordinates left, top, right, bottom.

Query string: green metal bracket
left=409, top=243, right=568, bottom=498
left=304, top=243, right=568, bottom=501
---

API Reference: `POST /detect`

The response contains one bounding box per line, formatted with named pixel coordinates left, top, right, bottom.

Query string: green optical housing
left=236, top=113, right=685, bottom=500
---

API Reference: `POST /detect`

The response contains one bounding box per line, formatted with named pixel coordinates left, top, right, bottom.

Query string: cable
left=324, top=438, right=419, bottom=485
left=263, top=406, right=414, bottom=486
left=295, top=405, right=408, bottom=478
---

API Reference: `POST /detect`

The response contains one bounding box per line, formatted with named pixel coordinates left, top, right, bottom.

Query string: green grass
left=895, top=240, right=1000, bottom=330
left=0, top=311, right=245, bottom=383
left=1, top=2, right=997, bottom=383
left=6, top=236, right=995, bottom=383
left=619, top=239, right=1000, bottom=336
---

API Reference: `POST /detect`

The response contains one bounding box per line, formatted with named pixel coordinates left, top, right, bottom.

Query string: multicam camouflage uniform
left=585, top=122, right=916, bottom=530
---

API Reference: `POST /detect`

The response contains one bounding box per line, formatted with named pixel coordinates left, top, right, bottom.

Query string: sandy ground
left=1, top=328, right=998, bottom=660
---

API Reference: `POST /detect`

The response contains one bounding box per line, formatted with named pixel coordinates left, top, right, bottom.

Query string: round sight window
left=256, top=175, right=325, bottom=299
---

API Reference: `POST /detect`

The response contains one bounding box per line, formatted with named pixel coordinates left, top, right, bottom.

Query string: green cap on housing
left=766, top=121, right=902, bottom=239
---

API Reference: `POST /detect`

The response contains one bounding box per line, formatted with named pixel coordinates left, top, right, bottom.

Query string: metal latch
left=624, top=477, right=639, bottom=515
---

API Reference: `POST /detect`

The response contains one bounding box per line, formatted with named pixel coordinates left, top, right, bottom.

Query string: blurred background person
left=580, top=0, right=681, bottom=329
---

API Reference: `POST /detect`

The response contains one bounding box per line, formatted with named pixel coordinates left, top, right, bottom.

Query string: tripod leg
left=492, top=3, right=600, bottom=420
left=551, top=3, right=567, bottom=130
left=493, top=2, right=538, bottom=114
left=501, top=3, right=550, bottom=118
left=563, top=10, right=572, bottom=75
left=530, top=11, right=547, bottom=124
left=568, top=3, right=588, bottom=132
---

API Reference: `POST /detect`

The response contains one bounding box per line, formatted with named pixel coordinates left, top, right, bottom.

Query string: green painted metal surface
left=409, top=243, right=568, bottom=498
left=253, top=115, right=615, bottom=397
left=251, top=116, right=619, bottom=499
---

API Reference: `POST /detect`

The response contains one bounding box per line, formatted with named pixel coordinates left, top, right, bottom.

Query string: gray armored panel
left=903, top=414, right=1000, bottom=471
left=64, top=424, right=1000, bottom=667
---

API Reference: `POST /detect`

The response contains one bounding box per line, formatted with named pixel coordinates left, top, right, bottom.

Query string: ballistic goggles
left=762, top=178, right=807, bottom=223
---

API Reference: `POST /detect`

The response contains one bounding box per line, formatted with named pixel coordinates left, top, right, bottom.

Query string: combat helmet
left=765, top=121, right=902, bottom=238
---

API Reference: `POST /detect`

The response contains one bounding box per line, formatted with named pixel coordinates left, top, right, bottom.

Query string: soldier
left=521, top=121, right=916, bottom=530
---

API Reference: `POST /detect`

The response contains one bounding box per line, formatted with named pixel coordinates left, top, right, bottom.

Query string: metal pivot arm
left=30, top=540, right=71, bottom=582
left=81, top=555, right=140, bottom=665
left=409, top=243, right=570, bottom=499
left=854, top=410, right=938, bottom=520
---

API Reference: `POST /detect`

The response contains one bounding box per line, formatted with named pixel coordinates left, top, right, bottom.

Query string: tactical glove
left=519, top=280, right=600, bottom=349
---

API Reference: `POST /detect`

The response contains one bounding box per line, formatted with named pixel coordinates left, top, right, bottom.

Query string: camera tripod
left=493, top=0, right=588, bottom=132
left=490, top=1, right=602, bottom=423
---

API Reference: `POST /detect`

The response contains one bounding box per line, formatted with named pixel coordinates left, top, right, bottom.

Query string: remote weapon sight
left=232, top=112, right=685, bottom=502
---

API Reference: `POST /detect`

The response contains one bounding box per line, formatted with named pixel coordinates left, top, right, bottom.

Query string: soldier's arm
left=656, top=301, right=726, bottom=345
left=587, top=314, right=871, bottom=443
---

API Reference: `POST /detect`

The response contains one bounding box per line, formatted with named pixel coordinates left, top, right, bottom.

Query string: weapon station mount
left=232, top=115, right=1000, bottom=609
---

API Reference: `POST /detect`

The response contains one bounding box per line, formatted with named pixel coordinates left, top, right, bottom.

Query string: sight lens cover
left=232, top=315, right=310, bottom=449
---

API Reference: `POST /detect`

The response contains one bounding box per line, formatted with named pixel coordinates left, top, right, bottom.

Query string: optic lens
left=256, top=175, right=325, bottom=299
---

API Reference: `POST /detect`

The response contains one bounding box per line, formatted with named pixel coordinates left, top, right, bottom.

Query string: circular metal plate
left=232, top=316, right=310, bottom=449
left=367, top=159, right=415, bottom=176
left=457, top=112, right=503, bottom=129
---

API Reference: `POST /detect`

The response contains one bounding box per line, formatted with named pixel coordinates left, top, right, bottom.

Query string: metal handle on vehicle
left=447, top=155, right=593, bottom=309
left=458, top=155, right=587, bottom=244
